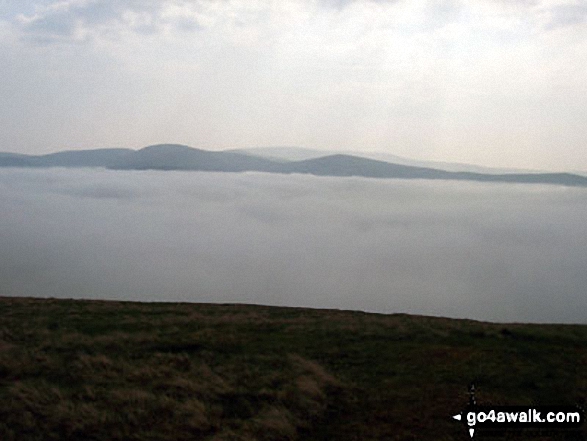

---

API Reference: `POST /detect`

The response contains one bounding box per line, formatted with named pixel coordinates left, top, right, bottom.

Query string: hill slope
left=0, top=297, right=585, bottom=440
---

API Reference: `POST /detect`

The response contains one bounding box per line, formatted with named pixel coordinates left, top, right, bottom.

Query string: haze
left=1, top=168, right=586, bottom=324
left=1, top=0, right=587, bottom=171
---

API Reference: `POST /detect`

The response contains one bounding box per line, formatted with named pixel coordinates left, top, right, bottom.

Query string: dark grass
left=0, top=297, right=585, bottom=440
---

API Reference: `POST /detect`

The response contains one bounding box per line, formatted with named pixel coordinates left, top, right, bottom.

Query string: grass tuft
left=0, top=296, right=585, bottom=440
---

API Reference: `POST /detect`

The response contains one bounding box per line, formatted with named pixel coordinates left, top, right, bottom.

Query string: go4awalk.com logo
left=452, top=385, right=584, bottom=438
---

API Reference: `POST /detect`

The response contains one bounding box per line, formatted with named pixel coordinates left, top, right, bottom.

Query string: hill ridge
left=1, top=144, right=587, bottom=187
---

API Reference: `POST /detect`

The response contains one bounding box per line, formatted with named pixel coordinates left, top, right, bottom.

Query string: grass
left=0, top=296, right=585, bottom=440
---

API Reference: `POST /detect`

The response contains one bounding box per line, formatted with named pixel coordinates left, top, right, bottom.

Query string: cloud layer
left=1, top=168, right=586, bottom=324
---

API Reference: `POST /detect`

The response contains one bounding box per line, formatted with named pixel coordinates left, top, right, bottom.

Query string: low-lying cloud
left=1, top=167, right=586, bottom=324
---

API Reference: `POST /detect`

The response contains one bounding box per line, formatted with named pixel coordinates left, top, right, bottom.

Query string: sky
left=1, top=168, right=586, bottom=323
left=1, top=0, right=586, bottom=170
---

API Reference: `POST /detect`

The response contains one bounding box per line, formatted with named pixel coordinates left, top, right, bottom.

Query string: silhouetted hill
left=281, top=154, right=453, bottom=179
left=2, top=144, right=587, bottom=187
left=0, top=149, right=134, bottom=168
left=234, top=146, right=536, bottom=174
left=283, top=154, right=587, bottom=186
left=0, top=152, right=36, bottom=167
left=110, top=144, right=281, bottom=172
left=39, top=148, right=135, bottom=167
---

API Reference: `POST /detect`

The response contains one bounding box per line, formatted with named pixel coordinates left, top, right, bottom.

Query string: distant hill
left=278, top=154, right=587, bottom=186
left=39, top=148, right=135, bottom=167
left=2, top=144, right=587, bottom=187
left=233, top=146, right=539, bottom=174
left=109, top=144, right=283, bottom=172
left=0, top=152, right=36, bottom=167
left=0, top=149, right=134, bottom=168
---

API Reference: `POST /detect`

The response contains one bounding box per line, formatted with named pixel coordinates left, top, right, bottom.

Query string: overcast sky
left=1, top=0, right=586, bottom=170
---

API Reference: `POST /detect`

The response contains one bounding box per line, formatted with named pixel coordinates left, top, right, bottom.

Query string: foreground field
left=0, top=297, right=585, bottom=440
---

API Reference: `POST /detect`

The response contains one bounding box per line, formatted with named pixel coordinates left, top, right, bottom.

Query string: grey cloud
left=319, top=0, right=399, bottom=9
left=23, top=10, right=76, bottom=37
left=17, top=3, right=90, bottom=42
left=173, top=16, right=201, bottom=33
left=321, top=0, right=361, bottom=9
left=15, top=0, right=185, bottom=44
left=1, top=168, right=586, bottom=324
left=74, top=1, right=128, bottom=25
left=545, top=4, right=587, bottom=30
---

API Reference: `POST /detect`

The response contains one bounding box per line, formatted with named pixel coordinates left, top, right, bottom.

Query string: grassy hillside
left=0, top=297, right=585, bottom=440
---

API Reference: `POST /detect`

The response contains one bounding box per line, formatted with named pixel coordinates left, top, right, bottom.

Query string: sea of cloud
left=1, top=167, right=586, bottom=323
